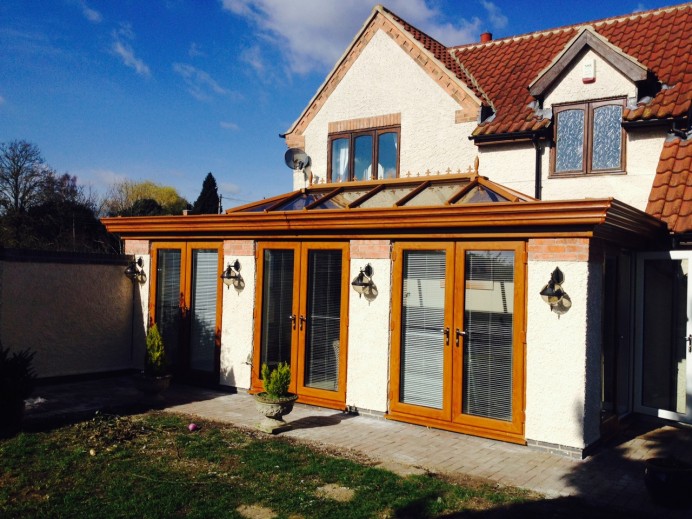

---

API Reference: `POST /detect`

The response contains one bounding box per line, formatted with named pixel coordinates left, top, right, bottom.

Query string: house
left=103, top=3, right=692, bottom=458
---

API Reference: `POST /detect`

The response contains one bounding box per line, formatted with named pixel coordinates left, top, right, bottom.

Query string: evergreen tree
left=191, top=172, right=220, bottom=214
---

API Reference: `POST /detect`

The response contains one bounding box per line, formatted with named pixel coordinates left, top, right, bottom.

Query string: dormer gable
left=528, top=27, right=648, bottom=101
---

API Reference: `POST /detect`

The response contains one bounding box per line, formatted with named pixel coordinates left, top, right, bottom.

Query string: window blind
left=155, top=249, right=181, bottom=367
left=189, top=249, right=218, bottom=372
left=304, top=250, right=342, bottom=391
left=260, top=250, right=294, bottom=368
left=400, top=250, right=446, bottom=409
left=463, top=250, right=514, bottom=421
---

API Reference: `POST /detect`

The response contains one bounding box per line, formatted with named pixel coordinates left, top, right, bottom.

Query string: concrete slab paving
left=22, top=375, right=692, bottom=517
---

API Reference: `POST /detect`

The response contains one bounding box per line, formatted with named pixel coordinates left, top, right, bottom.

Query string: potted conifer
left=254, top=362, right=298, bottom=434
left=0, top=344, right=36, bottom=437
left=135, top=324, right=172, bottom=395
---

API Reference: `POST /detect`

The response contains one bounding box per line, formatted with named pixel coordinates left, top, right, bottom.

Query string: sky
left=0, top=0, right=679, bottom=208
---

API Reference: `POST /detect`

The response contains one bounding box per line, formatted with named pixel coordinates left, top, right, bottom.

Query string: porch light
left=221, top=259, right=244, bottom=290
left=124, top=257, right=146, bottom=284
left=539, top=266, right=571, bottom=316
left=351, top=264, right=377, bottom=299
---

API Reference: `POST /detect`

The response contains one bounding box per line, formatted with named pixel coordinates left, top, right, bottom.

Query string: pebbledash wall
left=0, top=249, right=143, bottom=379
left=211, top=236, right=600, bottom=454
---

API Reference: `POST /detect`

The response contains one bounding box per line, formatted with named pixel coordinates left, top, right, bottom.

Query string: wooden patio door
left=150, top=242, right=223, bottom=384
left=389, top=242, right=526, bottom=443
left=253, top=242, right=349, bottom=409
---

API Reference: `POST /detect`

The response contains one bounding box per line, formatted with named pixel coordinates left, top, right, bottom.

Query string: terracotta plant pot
left=644, top=457, right=692, bottom=509
left=254, top=393, right=298, bottom=434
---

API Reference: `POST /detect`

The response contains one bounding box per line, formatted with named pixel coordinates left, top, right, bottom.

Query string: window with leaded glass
left=552, top=99, right=625, bottom=176
left=327, top=126, right=400, bottom=183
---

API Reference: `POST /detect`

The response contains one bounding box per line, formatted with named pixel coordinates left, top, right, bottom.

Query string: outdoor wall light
left=351, top=263, right=377, bottom=300
left=221, top=259, right=244, bottom=290
left=124, top=257, right=146, bottom=284
left=539, top=266, right=571, bottom=317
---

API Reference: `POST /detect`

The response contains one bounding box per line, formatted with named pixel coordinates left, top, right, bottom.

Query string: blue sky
left=0, top=0, right=676, bottom=207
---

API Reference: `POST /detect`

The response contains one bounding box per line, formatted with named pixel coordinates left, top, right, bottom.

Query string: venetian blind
left=463, top=250, right=514, bottom=421
left=400, top=250, right=446, bottom=409
left=260, top=250, right=294, bottom=368
left=304, top=250, right=342, bottom=391
left=190, top=249, right=218, bottom=372
left=155, top=249, right=181, bottom=367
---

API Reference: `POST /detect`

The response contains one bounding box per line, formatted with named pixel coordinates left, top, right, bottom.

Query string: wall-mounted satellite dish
left=284, top=148, right=311, bottom=170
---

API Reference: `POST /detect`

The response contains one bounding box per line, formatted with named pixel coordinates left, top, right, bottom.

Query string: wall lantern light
left=539, top=266, right=571, bottom=317
left=124, top=257, right=146, bottom=284
left=351, top=263, right=377, bottom=300
left=221, top=259, right=244, bottom=290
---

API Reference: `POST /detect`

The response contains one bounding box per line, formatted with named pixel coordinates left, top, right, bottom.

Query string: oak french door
left=635, top=251, right=692, bottom=423
left=150, top=242, right=223, bottom=384
left=253, top=242, right=349, bottom=409
left=389, top=242, right=526, bottom=443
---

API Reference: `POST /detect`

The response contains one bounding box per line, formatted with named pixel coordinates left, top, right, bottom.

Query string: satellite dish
left=284, top=148, right=311, bottom=170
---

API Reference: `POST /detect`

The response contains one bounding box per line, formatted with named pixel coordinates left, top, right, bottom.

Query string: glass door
left=635, top=252, right=692, bottom=422
left=253, top=242, right=349, bottom=409
left=390, top=242, right=525, bottom=443
left=150, top=242, right=223, bottom=383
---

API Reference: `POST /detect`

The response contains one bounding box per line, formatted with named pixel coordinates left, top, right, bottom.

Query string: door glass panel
left=400, top=250, right=446, bottom=409
left=304, top=250, right=342, bottom=391
left=260, top=250, right=294, bottom=370
left=642, top=259, right=687, bottom=413
left=463, top=250, right=514, bottom=421
left=189, top=249, right=218, bottom=372
left=155, top=249, right=182, bottom=369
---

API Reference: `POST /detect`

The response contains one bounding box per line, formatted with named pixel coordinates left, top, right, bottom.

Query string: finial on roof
left=474, top=156, right=479, bottom=175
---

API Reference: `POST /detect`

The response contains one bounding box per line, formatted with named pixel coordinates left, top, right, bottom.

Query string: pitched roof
left=646, top=134, right=692, bottom=232
left=388, top=3, right=691, bottom=137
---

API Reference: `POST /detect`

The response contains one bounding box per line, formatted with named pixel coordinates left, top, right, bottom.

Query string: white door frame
left=634, top=251, right=692, bottom=422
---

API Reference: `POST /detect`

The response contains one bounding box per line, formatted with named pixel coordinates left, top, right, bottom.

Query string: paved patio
left=21, top=375, right=692, bottom=517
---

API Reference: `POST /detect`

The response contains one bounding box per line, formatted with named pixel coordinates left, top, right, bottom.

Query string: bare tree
left=0, top=140, right=48, bottom=213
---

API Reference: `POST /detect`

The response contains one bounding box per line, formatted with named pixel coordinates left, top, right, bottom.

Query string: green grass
left=0, top=412, right=534, bottom=518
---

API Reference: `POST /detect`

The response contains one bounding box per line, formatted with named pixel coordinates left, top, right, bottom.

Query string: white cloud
left=240, top=45, right=265, bottom=75
left=0, top=95, right=5, bottom=106
left=173, top=63, right=240, bottom=101
left=221, top=0, right=488, bottom=75
left=480, top=1, right=507, bottom=30
left=111, top=25, right=150, bottom=77
left=220, top=121, right=240, bottom=130
left=188, top=42, right=205, bottom=57
left=79, top=1, right=103, bottom=23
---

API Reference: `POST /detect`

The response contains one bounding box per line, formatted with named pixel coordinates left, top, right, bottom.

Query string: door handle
left=455, top=328, right=467, bottom=347
left=288, top=314, right=296, bottom=330
left=443, top=327, right=450, bottom=346
left=299, top=315, right=306, bottom=331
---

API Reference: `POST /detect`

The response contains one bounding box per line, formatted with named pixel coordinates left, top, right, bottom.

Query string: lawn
left=0, top=412, right=619, bottom=518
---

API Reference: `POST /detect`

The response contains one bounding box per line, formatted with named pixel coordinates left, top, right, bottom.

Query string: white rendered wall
left=299, top=29, right=478, bottom=188
left=219, top=253, right=255, bottom=389
left=525, top=260, right=602, bottom=449
left=346, top=257, right=392, bottom=412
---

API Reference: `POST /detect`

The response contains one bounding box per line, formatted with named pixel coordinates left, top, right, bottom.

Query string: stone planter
left=135, top=373, right=172, bottom=395
left=254, top=393, right=299, bottom=434
left=644, top=457, right=692, bottom=509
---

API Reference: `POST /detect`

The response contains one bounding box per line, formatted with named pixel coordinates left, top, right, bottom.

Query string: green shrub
left=144, top=324, right=167, bottom=377
left=0, top=343, right=36, bottom=404
left=260, top=362, right=291, bottom=398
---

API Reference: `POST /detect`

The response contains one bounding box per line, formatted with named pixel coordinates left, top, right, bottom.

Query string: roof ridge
left=378, top=4, right=448, bottom=48
left=450, top=2, right=692, bottom=51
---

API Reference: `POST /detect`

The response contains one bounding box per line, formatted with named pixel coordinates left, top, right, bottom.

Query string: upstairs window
left=328, top=127, right=400, bottom=183
left=552, top=99, right=625, bottom=176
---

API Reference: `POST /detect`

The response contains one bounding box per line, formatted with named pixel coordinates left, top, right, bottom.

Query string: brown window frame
left=550, top=98, right=626, bottom=177
left=327, top=125, right=400, bottom=183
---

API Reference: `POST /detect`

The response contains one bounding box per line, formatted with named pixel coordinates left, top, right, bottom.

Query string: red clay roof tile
left=646, top=137, right=692, bottom=232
